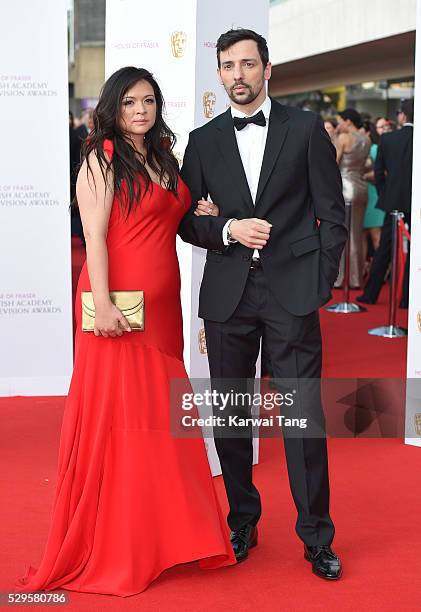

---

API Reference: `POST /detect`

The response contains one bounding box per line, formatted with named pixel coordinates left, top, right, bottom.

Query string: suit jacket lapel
left=255, top=101, right=290, bottom=206
left=216, top=109, right=254, bottom=213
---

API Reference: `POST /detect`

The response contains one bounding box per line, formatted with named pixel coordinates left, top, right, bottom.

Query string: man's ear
left=217, top=67, right=223, bottom=86
left=264, top=62, right=272, bottom=81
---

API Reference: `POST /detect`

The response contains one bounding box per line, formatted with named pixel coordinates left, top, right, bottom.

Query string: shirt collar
left=403, top=122, right=414, bottom=127
left=230, top=95, right=271, bottom=120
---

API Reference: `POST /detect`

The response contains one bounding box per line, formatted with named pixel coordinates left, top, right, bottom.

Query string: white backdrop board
left=0, top=0, right=73, bottom=396
left=405, top=0, right=421, bottom=446
left=105, top=0, right=269, bottom=472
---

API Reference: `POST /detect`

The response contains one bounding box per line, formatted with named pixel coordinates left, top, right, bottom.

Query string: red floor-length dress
left=17, top=140, right=235, bottom=596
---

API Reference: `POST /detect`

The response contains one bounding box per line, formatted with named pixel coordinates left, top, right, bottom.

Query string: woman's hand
left=93, top=300, right=132, bottom=337
left=194, top=199, right=220, bottom=216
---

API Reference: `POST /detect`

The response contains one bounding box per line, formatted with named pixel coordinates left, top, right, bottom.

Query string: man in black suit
left=75, top=108, right=94, bottom=142
left=178, top=29, right=347, bottom=580
left=357, top=99, right=413, bottom=307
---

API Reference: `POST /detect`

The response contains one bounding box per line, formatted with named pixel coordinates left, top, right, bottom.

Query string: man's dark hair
left=216, top=28, right=269, bottom=68
left=339, top=108, right=363, bottom=129
left=362, top=119, right=379, bottom=145
left=398, top=98, right=414, bottom=123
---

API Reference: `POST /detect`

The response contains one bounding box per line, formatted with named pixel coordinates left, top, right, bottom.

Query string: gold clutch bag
left=81, top=290, right=144, bottom=332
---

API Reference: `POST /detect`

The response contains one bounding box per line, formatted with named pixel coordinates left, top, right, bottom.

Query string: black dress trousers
left=363, top=212, right=411, bottom=306
left=204, top=264, right=335, bottom=546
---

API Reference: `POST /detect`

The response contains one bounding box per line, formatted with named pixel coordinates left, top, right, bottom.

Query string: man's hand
left=229, top=218, right=272, bottom=250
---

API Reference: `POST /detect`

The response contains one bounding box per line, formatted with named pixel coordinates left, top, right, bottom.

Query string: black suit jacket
left=375, top=125, right=413, bottom=214
left=69, top=127, right=82, bottom=201
left=75, top=124, right=89, bottom=142
left=178, top=100, right=347, bottom=321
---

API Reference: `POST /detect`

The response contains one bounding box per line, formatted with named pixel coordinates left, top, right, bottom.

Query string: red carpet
left=321, top=287, right=408, bottom=379
left=1, top=398, right=420, bottom=611
left=0, top=244, right=417, bottom=610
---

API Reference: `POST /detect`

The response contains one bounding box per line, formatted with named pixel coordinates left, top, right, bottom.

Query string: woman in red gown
left=18, top=67, right=235, bottom=596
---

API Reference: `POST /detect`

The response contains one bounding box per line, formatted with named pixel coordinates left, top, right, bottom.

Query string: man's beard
left=226, top=80, right=263, bottom=106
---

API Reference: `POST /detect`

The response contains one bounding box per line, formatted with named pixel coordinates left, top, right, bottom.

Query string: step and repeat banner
left=105, top=0, right=197, bottom=372
left=105, top=0, right=269, bottom=473
left=0, top=0, right=73, bottom=396
left=405, top=0, right=421, bottom=447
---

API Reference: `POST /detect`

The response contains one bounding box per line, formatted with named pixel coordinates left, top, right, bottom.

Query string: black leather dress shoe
left=356, top=294, right=375, bottom=305
left=304, top=545, right=342, bottom=580
left=230, top=525, right=258, bottom=562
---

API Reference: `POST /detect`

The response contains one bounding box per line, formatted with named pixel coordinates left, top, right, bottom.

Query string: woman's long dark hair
left=362, top=119, right=379, bottom=145
left=78, top=67, right=179, bottom=216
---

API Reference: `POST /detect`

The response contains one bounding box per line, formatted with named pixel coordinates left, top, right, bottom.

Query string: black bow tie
left=233, top=110, right=266, bottom=131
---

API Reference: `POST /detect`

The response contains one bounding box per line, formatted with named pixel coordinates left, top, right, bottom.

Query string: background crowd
left=323, top=99, right=413, bottom=308
left=69, top=109, right=94, bottom=244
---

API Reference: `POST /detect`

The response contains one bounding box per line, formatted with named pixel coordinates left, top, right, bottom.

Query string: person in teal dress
left=362, top=122, right=385, bottom=276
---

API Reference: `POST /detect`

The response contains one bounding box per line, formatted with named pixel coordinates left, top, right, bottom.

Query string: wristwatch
left=227, top=219, right=238, bottom=244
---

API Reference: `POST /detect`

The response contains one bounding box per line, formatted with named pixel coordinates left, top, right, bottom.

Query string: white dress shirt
left=222, top=96, right=272, bottom=258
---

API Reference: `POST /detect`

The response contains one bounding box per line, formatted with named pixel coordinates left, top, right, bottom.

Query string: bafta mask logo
left=198, top=327, right=207, bottom=355
left=203, top=91, right=216, bottom=119
left=415, top=413, right=421, bottom=436
left=171, top=31, right=187, bottom=58
left=417, top=311, right=421, bottom=333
